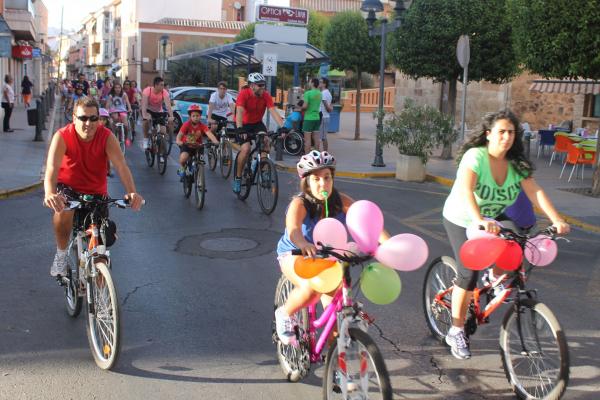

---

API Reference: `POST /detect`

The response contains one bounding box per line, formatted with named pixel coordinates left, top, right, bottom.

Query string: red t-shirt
left=180, top=121, right=209, bottom=145
left=126, top=88, right=137, bottom=104
left=57, top=124, right=111, bottom=195
left=235, top=87, right=274, bottom=125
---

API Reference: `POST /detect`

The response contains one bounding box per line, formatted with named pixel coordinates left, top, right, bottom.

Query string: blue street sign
left=32, top=47, right=41, bottom=58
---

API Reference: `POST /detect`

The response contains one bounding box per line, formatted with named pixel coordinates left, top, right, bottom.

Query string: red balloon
left=459, top=238, right=508, bottom=271
left=495, top=241, right=523, bottom=271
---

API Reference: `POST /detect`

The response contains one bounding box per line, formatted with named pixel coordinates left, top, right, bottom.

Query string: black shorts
left=179, top=144, right=203, bottom=155
left=237, top=122, right=267, bottom=144
left=148, top=110, right=168, bottom=126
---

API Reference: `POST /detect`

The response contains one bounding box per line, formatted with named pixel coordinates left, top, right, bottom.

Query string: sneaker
left=143, top=138, right=150, bottom=149
left=50, top=252, right=68, bottom=277
left=445, top=329, right=471, bottom=360
left=232, top=177, right=241, bottom=194
left=275, top=307, right=297, bottom=346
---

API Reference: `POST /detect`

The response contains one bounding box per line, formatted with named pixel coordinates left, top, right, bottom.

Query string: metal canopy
left=168, top=38, right=329, bottom=67
left=530, top=79, right=600, bottom=95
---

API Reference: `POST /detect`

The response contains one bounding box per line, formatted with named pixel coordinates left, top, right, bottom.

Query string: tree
left=388, top=0, right=518, bottom=158
left=168, top=40, right=219, bottom=87
left=324, top=11, right=380, bottom=140
left=508, top=0, right=600, bottom=195
left=234, top=23, right=256, bottom=41
left=307, top=11, right=329, bottom=50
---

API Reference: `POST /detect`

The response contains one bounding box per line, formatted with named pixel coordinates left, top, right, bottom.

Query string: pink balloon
left=466, top=218, right=503, bottom=240
left=374, top=234, right=429, bottom=271
left=524, top=236, right=557, bottom=267
left=313, top=218, right=348, bottom=250
left=346, top=200, right=384, bottom=254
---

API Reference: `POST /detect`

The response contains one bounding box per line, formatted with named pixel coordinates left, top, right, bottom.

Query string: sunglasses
left=256, top=83, right=265, bottom=88
left=76, top=115, right=100, bottom=122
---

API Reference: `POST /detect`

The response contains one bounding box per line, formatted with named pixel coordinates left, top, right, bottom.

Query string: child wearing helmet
left=175, top=104, right=219, bottom=176
left=274, top=150, right=389, bottom=345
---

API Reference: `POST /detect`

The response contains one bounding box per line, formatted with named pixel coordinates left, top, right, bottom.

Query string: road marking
left=335, top=178, right=448, bottom=197
left=384, top=207, right=447, bottom=242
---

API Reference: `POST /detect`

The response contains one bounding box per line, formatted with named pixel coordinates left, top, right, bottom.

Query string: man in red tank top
left=43, top=97, right=144, bottom=277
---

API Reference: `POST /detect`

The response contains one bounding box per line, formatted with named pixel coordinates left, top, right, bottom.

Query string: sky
left=46, top=0, right=108, bottom=32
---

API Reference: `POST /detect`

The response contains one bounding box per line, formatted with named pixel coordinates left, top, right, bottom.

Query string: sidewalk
left=275, top=112, right=600, bottom=232
left=0, top=102, right=56, bottom=198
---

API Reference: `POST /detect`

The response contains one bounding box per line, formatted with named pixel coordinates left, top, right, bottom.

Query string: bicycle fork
left=336, top=312, right=370, bottom=398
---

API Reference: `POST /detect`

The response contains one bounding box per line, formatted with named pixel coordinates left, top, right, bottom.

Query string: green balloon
left=360, top=263, right=402, bottom=305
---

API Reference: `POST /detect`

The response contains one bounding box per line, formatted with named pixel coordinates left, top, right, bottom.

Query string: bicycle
left=282, top=129, right=304, bottom=156
left=208, top=120, right=234, bottom=179
left=112, top=121, right=126, bottom=155
left=273, top=245, right=392, bottom=399
left=233, top=131, right=279, bottom=215
left=145, top=114, right=168, bottom=175
left=127, top=109, right=137, bottom=141
left=423, top=226, right=569, bottom=400
left=57, top=194, right=140, bottom=370
left=181, top=144, right=212, bottom=210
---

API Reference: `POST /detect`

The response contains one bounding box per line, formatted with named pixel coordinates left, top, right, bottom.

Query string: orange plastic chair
left=559, top=145, right=597, bottom=181
left=550, top=135, right=575, bottom=166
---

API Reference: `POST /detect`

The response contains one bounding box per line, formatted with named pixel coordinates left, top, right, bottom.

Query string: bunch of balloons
left=294, top=200, right=429, bottom=305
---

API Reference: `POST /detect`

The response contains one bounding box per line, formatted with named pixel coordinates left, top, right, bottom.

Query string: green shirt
left=303, top=88, right=322, bottom=121
left=442, top=146, right=527, bottom=228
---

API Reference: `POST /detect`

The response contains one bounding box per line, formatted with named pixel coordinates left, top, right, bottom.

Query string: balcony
left=4, top=0, right=36, bottom=41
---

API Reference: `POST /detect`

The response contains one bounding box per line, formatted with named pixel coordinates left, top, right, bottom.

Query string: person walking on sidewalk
left=319, top=77, right=333, bottom=151
left=2, top=74, right=15, bottom=132
left=302, top=78, right=322, bottom=154
left=21, top=75, right=33, bottom=108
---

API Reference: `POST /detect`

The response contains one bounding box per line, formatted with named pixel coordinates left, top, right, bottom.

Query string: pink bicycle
left=272, top=245, right=392, bottom=400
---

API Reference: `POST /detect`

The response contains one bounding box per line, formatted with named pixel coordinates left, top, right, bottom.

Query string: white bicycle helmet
left=297, top=150, right=336, bottom=178
left=248, top=72, right=266, bottom=83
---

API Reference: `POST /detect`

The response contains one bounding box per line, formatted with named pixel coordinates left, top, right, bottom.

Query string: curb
left=0, top=180, right=43, bottom=199
left=273, top=161, right=395, bottom=179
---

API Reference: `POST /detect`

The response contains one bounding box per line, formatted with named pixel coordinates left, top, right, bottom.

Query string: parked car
left=171, top=87, right=238, bottom=133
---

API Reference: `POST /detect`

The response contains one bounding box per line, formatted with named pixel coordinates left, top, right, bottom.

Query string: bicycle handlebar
left=65, top=196, right=146, bottom=211
left=290, top=243, right=372, bottom=265
left=478, top=225, right=557, bottom=242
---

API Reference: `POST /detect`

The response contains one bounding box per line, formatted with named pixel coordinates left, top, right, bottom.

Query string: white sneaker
left=275, top=306, right=297, bottom=346
left=50, top=252, right=68, bottom=277
left=143, top=138, right=150, bottom=149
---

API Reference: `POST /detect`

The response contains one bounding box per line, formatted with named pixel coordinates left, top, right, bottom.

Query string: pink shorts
left=110, top=110, right=127, bottom=118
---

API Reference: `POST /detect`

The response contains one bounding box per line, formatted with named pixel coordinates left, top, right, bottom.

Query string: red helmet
left=187, top=104, right=202, bottom=115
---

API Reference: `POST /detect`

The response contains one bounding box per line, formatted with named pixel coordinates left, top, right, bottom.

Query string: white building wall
left=135, top=0, right=223, bottom=23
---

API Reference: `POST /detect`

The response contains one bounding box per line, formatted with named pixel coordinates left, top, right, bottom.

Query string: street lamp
left=361, top=0, right=407, bottom=167
left=160, top=35, right=169, bottom=78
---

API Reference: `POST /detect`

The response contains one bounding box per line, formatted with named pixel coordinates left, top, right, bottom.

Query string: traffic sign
left=254, top=43, right=306, bottom=63
left=262, top=53, right=277, bottom=77
left=456, top=35, right=470, bottom=68
left=257, top=5, right=309, bottom=25
left=255, top=24, right=307, bottom=44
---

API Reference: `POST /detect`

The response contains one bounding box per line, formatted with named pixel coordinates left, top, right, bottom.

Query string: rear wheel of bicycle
left=85, top=261, right=121, bottom=370
left=234, top=152, right=252, bottom=201
left=157, top=137, right=168, bottom=175
left=208, top=146, right=217, bottom=171
left=500, top=299, right=569, bottom=400
left=194, top=164, right=205, bottom=209
left=283, top=130, right=304, bottom=156
left=323, top=327, right=392, bottom=400
left=257, top=159, right=278, bottom=215
left=423, top=256, right=457, bottom=342
left=220, top=140, right=233, bottom=179
left=65, top=239, right=82, bottom=318
left=273, top=275, right=310, bottom=382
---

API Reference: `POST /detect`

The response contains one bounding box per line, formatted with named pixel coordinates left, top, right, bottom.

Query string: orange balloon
left=294, top=256, right=337, bottom=279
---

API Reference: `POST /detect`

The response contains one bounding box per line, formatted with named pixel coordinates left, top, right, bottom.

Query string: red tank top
left=57, top=124, right=110, bottom=195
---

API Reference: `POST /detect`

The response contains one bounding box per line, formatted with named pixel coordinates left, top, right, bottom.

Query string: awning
left=168, top=38, right=329, bottom=67
left=530, top=79, right=600, bottom=95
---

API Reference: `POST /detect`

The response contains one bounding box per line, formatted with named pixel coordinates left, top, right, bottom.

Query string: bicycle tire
left=257, top=159, right=278, bottom=215
left=234, top=152, right=252, bottom=201
left=166, top=131, right=173, bottom=156
left=220, top=139, right=233, bottom=179
left=273, top=275, right=310, bottom=382
left=322, top=327, right=392, bottom=400
left=183, top=169, right=192, bottom=198
left=422, top=256, right=457, bottom=343
left=500, top=299, right=569, bottom=400
left=283, top=130, right=304, bottom=156
left=145, top=135, right=156, bottom=167
left=65, top=238, right=82, bottom=318
left=194, top=163, right=205, bottom=209
left=85, top=261, right=121, bottom=370
left=157, top=136, right=168, bottom=175
left=118, top=127, right=126, bottom=156
left=208, top=146, right=217, bottom=171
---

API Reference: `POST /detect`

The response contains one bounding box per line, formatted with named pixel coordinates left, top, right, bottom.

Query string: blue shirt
left=283, top=111, right=302, bottom=130
left=277, top=208, right=346, bottom=255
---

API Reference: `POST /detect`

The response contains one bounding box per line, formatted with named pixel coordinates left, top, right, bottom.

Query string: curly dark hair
left=457, top=109, right=534, bottom=178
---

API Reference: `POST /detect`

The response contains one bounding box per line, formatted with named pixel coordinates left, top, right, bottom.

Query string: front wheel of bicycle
left=323, top=327, right=392, bottom=400
left=422, top=256, right=457, bottom=343
left=194, top=163, right=205, bottom=210
left=166, top=132, right=173, bottom=156
left=208, top=146, right=217, bottom=171
left=182, top=170, right=192, bottom=198
left=85, top=261, right=121, bottom=370
left=220, top=140, right=233, bottom=179
left=145, top=137, right=155, bottom=167
left=157, top=136, right=168, bottom=175
left=234, top=152, right=252, bottom=201
left=65, top=239, right=82, bottom=318
left=257, top=159, right=278, bottom=215
left=500, top=299, right=569, bottom=400
left=273, top=275, right=310, bottom=382
left=118, top=128, right=126, bottom=156
left=283, top=130, right=304, bottom=156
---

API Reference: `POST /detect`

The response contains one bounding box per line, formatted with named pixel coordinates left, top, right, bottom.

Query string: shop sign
left=12, top=45, right=33, bottom=59
left=257, top=5, right=309, bottom=25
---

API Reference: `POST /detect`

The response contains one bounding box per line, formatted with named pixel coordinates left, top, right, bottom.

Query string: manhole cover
left=200, top=237, right=258, bottom=252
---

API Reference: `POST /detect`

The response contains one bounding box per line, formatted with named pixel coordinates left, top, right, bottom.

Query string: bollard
left=523, top=132, right=531, bottom=158
left=33, top=98, right=43, bottom=142
left=45, top=90, right=50, bottom=116
left=275, top=135, right=283, bottom=161
left=40, top=95, right=47, bottom=130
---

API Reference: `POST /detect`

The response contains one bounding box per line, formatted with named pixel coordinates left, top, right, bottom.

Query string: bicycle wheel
left=118, top=127, right=126, bottom=155
left=182, top=170, right=192, bottom=198
left=145, top=136, right=155, bottom=167
left=85, top=261, right=121, bottom=370
left=284, top=130, right=304, bottom=156
left=194, top=163, right=205, bottom=209
left=166, top=131, right=173, bottom=156
left=220, top=140, right=233, bottom=179
left=323, top=327, right=392, bottom=400
left=422, top=256, right=457, bottom=342
left=65, top=238, right=82, bottom=318
left=157, top=136, right=168, bottom=175
left=257, top=159, right=278, bottom=215
left=273, top=275, right=310, bottom=382
left=208, top=146, right=217, bottom=171
left=234, top=152, right=252, bottom=201
left=500, top=299, right=569, bottom=400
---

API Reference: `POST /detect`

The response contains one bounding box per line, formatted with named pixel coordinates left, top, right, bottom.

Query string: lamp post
left=361, top=0, right=406, bottom=167
left=159, top=35, right=169, bottom=79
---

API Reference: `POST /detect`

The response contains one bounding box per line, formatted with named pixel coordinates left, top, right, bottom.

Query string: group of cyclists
left=43, top=70, right=571, bottom=397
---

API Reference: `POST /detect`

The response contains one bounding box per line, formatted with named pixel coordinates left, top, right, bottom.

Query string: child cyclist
left=275, top=150, right=389, bottom=345
left=175, top=104, right=219, bottom=177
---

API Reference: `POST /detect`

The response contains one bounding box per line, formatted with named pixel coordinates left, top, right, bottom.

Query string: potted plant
left=378, top=99, right=456, bottom=182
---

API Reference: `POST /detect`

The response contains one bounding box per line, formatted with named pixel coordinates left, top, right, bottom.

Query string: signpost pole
left=456, top=35, right=470, bottom=142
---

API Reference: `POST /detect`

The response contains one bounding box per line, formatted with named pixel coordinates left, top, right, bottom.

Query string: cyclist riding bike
left=67, top=84, right=85, bottom=114
left=274, top=150, right=390, bottom=345
left=442, top=109, right=569, bottom=360
left=232, top=72, right=284, bottom=194
left=207, top=80, right=235, bottom=134
left=106, top=82, right=132, bottom=145
left=141, top=76, right=174, bottom=150
left=124, top=80, right=139, bottom=134
left=43, top=96, right=144, bottom=277
left=175, top=104, right=219, bottom=177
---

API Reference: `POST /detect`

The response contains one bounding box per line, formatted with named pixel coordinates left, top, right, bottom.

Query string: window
left=104, top=40, right=109, bottom=59
left=583, top=94, right=600, bottom=118
left=183, top=89, right=211, bottom=104
left=156, top=41, right=173, bottom=58
left=92, top=42, right=100, bottom=56
left=104, top=12, right=111, bottom=33
left=594, top=95, right=600, bottom=118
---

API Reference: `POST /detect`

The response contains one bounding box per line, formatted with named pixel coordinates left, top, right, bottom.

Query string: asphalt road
left=0, top=144, right=598, bottom=400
